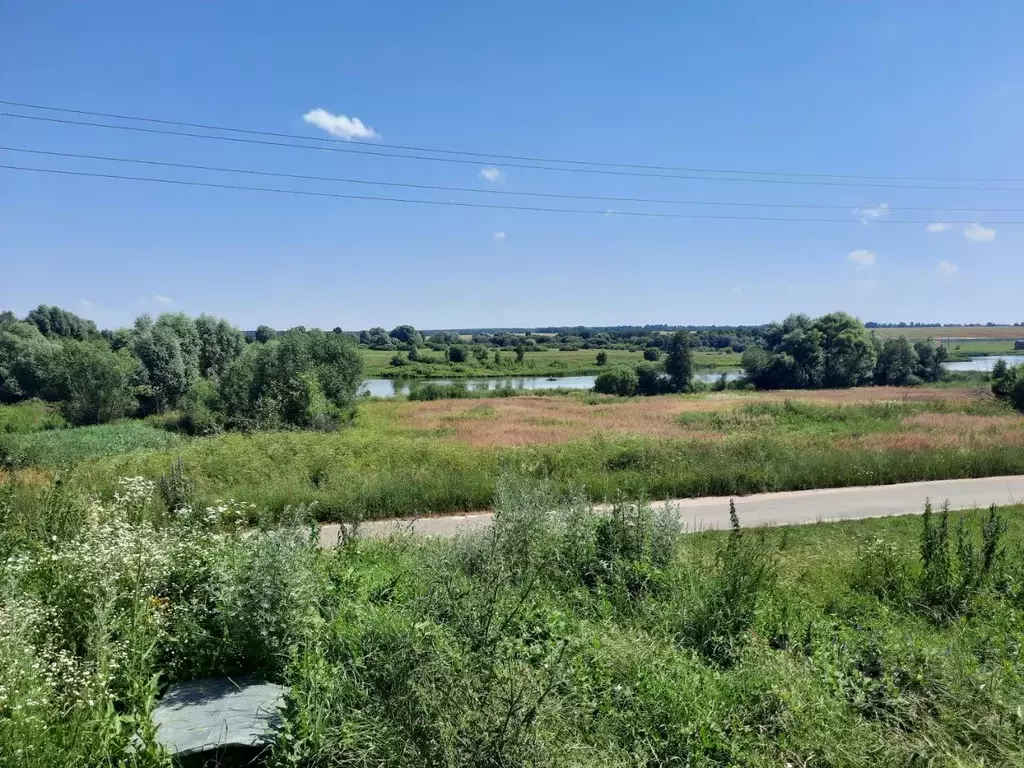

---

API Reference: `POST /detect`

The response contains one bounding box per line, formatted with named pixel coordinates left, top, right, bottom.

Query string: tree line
left=0, top=306, right=363, bottom=431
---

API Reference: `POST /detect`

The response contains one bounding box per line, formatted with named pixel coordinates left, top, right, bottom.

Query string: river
left=359, top=371, right=742, bottom=398
left=358, top=354, right=1024, bottom=398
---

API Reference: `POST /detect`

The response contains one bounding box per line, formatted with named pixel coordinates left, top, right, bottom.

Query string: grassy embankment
left=362, top=347, right=743, bottom=378
left=3, top=473, right=1024, bottom=765
left=36, top=387, right=1020, bottom=521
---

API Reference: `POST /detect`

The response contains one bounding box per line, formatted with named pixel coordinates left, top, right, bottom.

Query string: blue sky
left=2, top=1, right=1022, bottom=330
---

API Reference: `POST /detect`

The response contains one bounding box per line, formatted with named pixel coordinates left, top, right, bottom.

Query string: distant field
left=362, top=347, right=742, bottom=378
left=874, top=325, right=1023, bottom=340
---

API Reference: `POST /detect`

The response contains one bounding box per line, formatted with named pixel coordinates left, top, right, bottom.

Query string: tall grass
left=3, top=473, right=1024, bottom=765
left=0, top=420, right=183, bottom=470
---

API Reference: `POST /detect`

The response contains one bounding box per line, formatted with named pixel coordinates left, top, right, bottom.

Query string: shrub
left=992, top=362, right=1024, bottom=413
left=447, top=345, right=468, bottom=363
left=643, top=347, right=660, bottom=361
left=594, top=366, right=638, bottom=397
left=49, top=341, right=138, bottom=426
left=635, top=363, right=669, bottom=396
left=596, top=351, right=608, bottom=366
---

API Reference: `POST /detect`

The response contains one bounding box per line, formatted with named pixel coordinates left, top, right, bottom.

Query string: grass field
left=72, top=388, right=1024, bottom=522
left=4, top=473, right=1024, bottom=766
left=362, top=347, right=742, bottom=378
left=874, top=325, right=1024, bottom=341
left=939, top=338, right=1024, bottom=359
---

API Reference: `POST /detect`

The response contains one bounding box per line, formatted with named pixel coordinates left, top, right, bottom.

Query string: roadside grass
left=79, top=394, right=1024, bottom=522
left=3, top=472, right=1024, bottom=766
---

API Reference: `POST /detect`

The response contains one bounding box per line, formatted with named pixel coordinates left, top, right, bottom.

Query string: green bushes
left=593, top=366, right=638, bottom=396
left=0, top=420, right=182, bottom=469
left=992, top=361, right=1024, bottom=412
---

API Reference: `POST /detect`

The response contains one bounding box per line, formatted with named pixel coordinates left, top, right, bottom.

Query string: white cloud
left=847, top=249, right=876, bottom=269
left=493, top=231, right=506, bottom=241
left=302, top=108, right=380, bottom=141
left=731, top=287, right=743, bottom=295
left=963, top=222, right=995, bottom=242
left=79, top=299, right=94, bottom=308
left=153, top=295, right=173, bottom=305
left=855, top=203, right=889, bottom=224
left=935, top=260, right=958, bottom=276
left=925, top=222, right=951, bottom=233
left=479, top=167, right=504, bottom=183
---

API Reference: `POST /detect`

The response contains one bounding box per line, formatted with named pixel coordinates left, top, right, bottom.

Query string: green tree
left=515, top=345, right=526, bottom=364
left=635, top=362, right=669, bottom=395
left=389, top=325, right=423, bottom=346
left=50, top=341, right=138, bottom=425
left=914, top=341, right=948, bottom=382
left=472, top=346, right=489, bottom=363
left=155, top=313, right=201, bottom=386
left=596, top=351, right=608, bottom=366
left=814, top=312, right=877, bottom=388
left=447, top=345, right=468, bottom=363
left=24, top=305, right=99, bottom=341
left=133, top=325, right=189, bottom=413
left=408, top=344, right=421, bottom=362
left=255, top=325, right=276, bottom=344
left=643, top=347, right=660, bottom=361
left=0, top=321, right=60, bottom=403
left=594, top=366, right=639, bottom=396
left=874, top=337, right=917, bottom=385
left=665, top=331, right=694, bottom=392
left=195, top=314, right=245, bottom=378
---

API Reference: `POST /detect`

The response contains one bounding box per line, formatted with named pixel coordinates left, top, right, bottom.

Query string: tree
left=596, top=351, right=608, bottom=366
left=195, top=314, right=245, bottom=378
left=515, top=345, right=526, bottom=364
left=636, top=363, right=669, bottom=396
left=389, top=325, right=423, bottom=347
left=408, top=344, right=421, bottom=362
left=814, top=312, right=877, bottom=388
left=643, top=347, right=660, bottom=361
left=472, top=346, right=489, bottom=363
left=133, top=325, right=189, bottom=413
left=447, top=346, right=468, bottom=363
left=24, top=305, right=99, bottom=341
left=992, top=363, right=1024, bottom=413
left=0, top=321, right=60, bottom=403
left=361, top=327, right=393, bottom=349
left=665, top=331, right=694, bottom=392
left=219, top=329, right=364, bottom=429
left=155, top=313, right=201, bottom=387
left=594, top=367, right=639, bottom=397
left=255, top=325, right=276, bottom=344
left=50, top=341, right=137, bottom=425
left=874, top=337, right=917, bottom=385
left=493, top=350, right=502, bottom=365
left=914, top=341, right=947, bottom=383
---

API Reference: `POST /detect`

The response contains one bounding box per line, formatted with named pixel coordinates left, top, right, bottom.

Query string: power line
left=4, top=110, right=1023, bottom=192
left=5, top=162, right=1024, bottom=223
left=2, top=98, right=1021, bottom=184
left=4, top=145, right=1020, bottom=214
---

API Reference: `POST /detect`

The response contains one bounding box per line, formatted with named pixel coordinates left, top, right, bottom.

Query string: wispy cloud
left=731, top=287, right=743, bottom=295
left=935, top=260, right=958, bottom=277
left=493, top=231, right=506, bottom=241
left=925, top=222, right=951, bottom=233
left=847, top=249, right=876, bottom=269
left=302, top=108, right=380, bottom=141
left=963, top=222, right=995, bottom=242
left=79, top=299, right=94, bottom=308
left=855, top=203, right=889, bottom=224
left=479, top=167, right=504, bottom=183
left=153, top=295, right=173, bottom=305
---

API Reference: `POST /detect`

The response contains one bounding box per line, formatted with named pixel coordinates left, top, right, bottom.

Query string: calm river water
left=359, top=371, right=741, bottom=398
left=358, top=355, right=1023, bottom=398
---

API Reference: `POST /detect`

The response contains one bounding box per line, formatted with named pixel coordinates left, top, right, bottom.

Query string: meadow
left=14, top=386, right=1011, bottom=521
left=873, top=325, right=1023, bottom=341
left=2, top=473, right=1023, bottom=766
left=363, top=346, right=743, bottom=378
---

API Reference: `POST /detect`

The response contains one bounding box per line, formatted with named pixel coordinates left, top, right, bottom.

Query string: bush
left=596, top=351, right=608, bottom=366
left=50, top=341, right=138, bottom=426
left=594, top=366, right=638, bottom=397
left=447, top=345, right=468, bottom=363
left=635, top=363, right=670, bottom=396
left=643, top=347, right=660, bottom=361
left=992, top=362, right=1024, bottom=413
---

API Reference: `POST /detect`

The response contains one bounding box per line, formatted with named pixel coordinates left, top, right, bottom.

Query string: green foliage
left=0, top=321, right=61, bottom=403
left=593, top=366, right=638, bottom=396
left=195, top=313, right=245, bottom=377
left=0, top=420, right=182, bottom=468
left=24, top=304, right=99, bottom=340
left=665, top=330, right=694, bottom=392
left=0, top=401, right=66, bottom=434
left=389, top=324, right=423, bottom=346
left=595, top=350, right=608, bottom=366
left=49, top=341, right=138, bottom=426
left=218, top=328, right=364, bottom=429
left=635, top=362, right=670, bottom=395
left=133, top=323, right=189, bottom=413
left=643, top=347, right=660, bottom=361
left=447, top=345, right=468, bottom=363
left=874, top=337, right=917, bottom=385
left=255, top=324, right=276, bottom=343
left=991, top=362, right=1024, bottom=412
